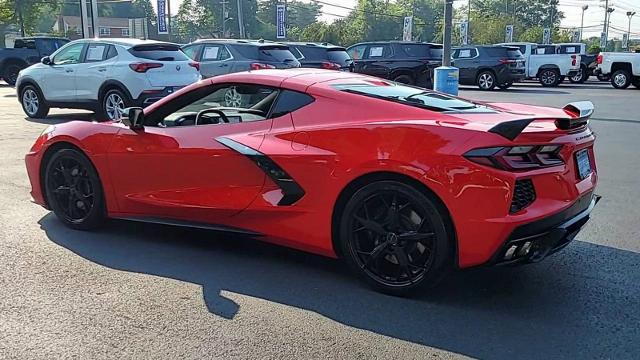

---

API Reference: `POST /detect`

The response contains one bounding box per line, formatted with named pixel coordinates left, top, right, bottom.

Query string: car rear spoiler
left=488, top=101, right=594, bottom=141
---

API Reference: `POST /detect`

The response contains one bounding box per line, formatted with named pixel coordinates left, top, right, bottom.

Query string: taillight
left=464, top=145, right=564, bottom=171
left=571, top=55, right=577, bottom=66
left=189, top=62, right=200, bottom=71
left=499, top=58, right=516, bottom=64
left=597, top=54, right=603, bottom=64
left=250, top=63, right=276, bottom=70
left=321, top=61, right=341, bottom=70
left=129, top=62, right=163, bottom=73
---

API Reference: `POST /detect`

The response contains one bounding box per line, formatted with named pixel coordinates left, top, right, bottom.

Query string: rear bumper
left=488, top=192, right=600, bottom=266
left=132, top=86, right=185, bottom=107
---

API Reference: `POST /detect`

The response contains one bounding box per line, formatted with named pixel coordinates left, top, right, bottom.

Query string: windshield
left=333, top=82, right=484, bottom=112
left=129, top=45, right=189, bottom=61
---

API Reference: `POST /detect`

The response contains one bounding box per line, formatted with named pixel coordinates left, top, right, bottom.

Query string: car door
left=452, top=48, right=478, bottom=84
left=347, top=44, right=367, bottom=74
left=106, top=83, right=280, bottom=223
left=360, top=44, right=393, bottom=79
left=74, top=43, right=116, bottom=101
left=198, top=44, right=234, bottom=78
left=41, top=42, right=85, bottom=102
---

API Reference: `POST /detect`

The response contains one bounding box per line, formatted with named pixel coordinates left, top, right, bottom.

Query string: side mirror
left=41, top=56, right=51, bottom=65
left=122, top=107, right=144, bottom=130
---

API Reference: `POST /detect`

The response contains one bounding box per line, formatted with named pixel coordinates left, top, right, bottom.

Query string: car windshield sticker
left=459, top=49, right=472, bottom=58
left=566, top=46, right=576, bottom=53
left=86, top=45, right=106, bottom=61
left=369, top=46, right=384, bottom=57
left=203, top=46, right=220, bottom=60
left=536, top=48, right=546, bottom=55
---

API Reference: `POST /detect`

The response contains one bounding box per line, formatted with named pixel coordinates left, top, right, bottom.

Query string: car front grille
left=510, top=179, right=536, bottom=214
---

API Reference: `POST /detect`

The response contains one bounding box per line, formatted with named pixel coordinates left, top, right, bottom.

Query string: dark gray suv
left=181, top=39, right=300, bottom=78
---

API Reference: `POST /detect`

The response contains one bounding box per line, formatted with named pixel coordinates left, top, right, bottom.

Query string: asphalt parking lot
left=0, top=80, right=638, bottom=359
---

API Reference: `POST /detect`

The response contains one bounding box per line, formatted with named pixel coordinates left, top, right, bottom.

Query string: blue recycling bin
left=433, top=66, right=459, bottom=96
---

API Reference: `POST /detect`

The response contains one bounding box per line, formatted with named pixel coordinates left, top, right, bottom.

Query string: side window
left=367, top=45, right=391, bottom=58
left=289, top=46, right=304, bottom=60
left=182, top=45, right=200, bottom=60
left=202, top=45, right=222, bottom=61
left=347, top=45, right=366, bottom=60
left=85, top=43, right=108, bottom=62
left=270, top=90, right=315, bottom=118
left=219, top=46, right=232, bottom=60
left=151, top=84, right=279, bottom=127
left=456, top=48, right=475, bottom=59
left=106, top=45, right=118, bottom=60
left=52, top=43, right=84, bottom=65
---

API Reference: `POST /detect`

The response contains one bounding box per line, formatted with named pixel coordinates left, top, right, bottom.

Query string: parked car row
left=596, top=50, right=640, bottom=89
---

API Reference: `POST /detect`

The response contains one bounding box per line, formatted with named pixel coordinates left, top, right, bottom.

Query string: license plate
left=575, top=149, right=592, bottom=179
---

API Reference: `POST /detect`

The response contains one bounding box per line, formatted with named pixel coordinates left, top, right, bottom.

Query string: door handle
left=219, top=64, right=229, bottom=67
left=98, top=67, right=107, bottom=72
left=65, top=69, right=74, bottom=73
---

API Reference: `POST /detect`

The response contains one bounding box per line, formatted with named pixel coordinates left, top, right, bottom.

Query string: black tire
left=569, top=67, right=587, bottom=84
left=3, top=62, right=23, bottom=86
left=20, top=84, right=49, bottom=118
left=44, top=148, right=105, bottom=230
left=338, top=180, right=453, bottom=296
left=539, top=69, right=560, bottom=87
left=611, top=70, right=631, bottom=89
left=497, top=81, right=513, bottom=90
left=632, top=78, right=640, bottom=89
left=597, top=73, right=610, bottom=82
left=100, top=88, right=130, bottom=120
left=393, top=74, right=414, bottom=85
left=476, top=71, right=496, bottom=90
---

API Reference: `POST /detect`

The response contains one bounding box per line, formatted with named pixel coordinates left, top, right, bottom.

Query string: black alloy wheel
left=611, top=70, right=631, bottom=89
left=569, top=67, right=586, bottom=84
left=339, top=181, right=452, bottom=295
left=476, top=71, right=496, bottom=90
left=393, top=74, right=414, bottom=85
left=44, top=148, right=105, bottom=230
left=539, top=69, right=560, bottom=87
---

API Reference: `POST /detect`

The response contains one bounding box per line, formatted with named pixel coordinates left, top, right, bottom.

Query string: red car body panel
left=25, top=69, right=598, bottom=267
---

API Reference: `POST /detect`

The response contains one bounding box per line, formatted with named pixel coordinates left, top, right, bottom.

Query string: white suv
left=16, top=38, right=201, bottom=120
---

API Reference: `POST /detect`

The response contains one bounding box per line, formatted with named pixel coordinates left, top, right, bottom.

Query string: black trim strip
left=216, top=137, right=305, bottom=206
left=488, top=118, right=536, bottom=141
left=113, top=216, right=262, bottom=236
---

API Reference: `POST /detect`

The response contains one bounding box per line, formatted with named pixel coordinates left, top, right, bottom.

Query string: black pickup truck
left=346, top=41, right=443, bottom=88
left=0, top=37, right=69, bottom=86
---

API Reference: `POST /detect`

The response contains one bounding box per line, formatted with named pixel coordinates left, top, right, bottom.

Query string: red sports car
left=25, top=69, right=599, bottom=295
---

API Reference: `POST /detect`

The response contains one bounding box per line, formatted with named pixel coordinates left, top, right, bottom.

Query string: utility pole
left=581, top=5, right=588, bottom=41
left=549, top=0, right=554, bottom=43
left=602, top=0, right=609, bottom=47
left=443, top=0, right=453, bottom=66
left=237, top=0, right=245, bottom=38
left=512, top=0, right=517, bottom=24
left=221, top=0, right=228, bottom=37
left=167, top=0, right=171, bottom=40
left=606, top=7, right=615, bottom=49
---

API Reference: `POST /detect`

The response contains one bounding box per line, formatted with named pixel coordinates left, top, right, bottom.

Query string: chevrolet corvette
left=25, top=69, right=599, bottom=295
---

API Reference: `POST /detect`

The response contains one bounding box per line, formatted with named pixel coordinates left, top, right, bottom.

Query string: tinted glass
left=35, top=39, right=60, bottom=54
left=367, top=45, right=391, bottom=58
left=453, top=48, right=477, bottom=59
left=327, top=49, right=351, bottom=65
left=516, top=45, right=527, bottom=54
left=333, top=82, right=484, bottom=112
left=483, top=47, right=509, bottom=57
left=402, top=44, right=430, bottom=58
left=181, top=45, right=200, bottom=60
left=232, top=44, right=259, bottom=59
left=258, top=46, right=296, bottom=62
left=129, top=45, right=189, bottom=61
left=347, top=45, right=366, bottom=60
left=106, top=45, right=118, bottom=59
left=559, top=45, right=580, bottom=54
left=270, top=90, right=315, bottom=118
left=298, top=46, right=327, bottom=60
left=507, top=49, right=523, bottom=59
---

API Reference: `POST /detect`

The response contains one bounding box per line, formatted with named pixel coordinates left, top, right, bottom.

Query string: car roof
left=17, top=36, right=68, bottom=40
left=280, top=42, right=345, bottom=50
left=349, top=41, right=442, bottom=47
left=72, top=38, right=180, bottom=48
left=189, top=39, right=288, bottom=47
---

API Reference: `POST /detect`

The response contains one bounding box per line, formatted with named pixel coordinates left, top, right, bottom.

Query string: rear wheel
left=539, top=69, right=560, bottom=87
left=338, top=180, right=452, bottom=296
left=569, top=67, right=587, bottom=83
left=611, top=70, right=631, bottom=89
left=597, top=73, right=610, bottom=82
left=44, top=148, right=105, bottom=230
left=101, top=88, right=129, bottom=120
left=476, top=71, right=496, bottom=90
left=632, top=77, right=640, bottom=89
left=392, top=74, right=414, bottom=85
left=20, top=85, right=49, bottom=118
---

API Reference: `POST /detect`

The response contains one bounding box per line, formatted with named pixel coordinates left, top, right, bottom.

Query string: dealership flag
left=460, top=21, right=468, bottom=45
left=276, top=5, right=286, bottom=39
left=505, top=25, right=514, bottom=42
left=600, top=32, right=607, bottom=48
left=403, top=16, right=413, bottom=41
left=157, top=0, right=168, bottom=34
left=543, top=28, right=551, bottom=44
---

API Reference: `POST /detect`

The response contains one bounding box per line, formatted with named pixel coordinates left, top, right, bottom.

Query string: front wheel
left=338, top=180, right=453, bottom=296
left=392, top=74, right=414, bottom=85
left=569, top=67, right=586, bottom=84
left=20, top=85, right=49, bottom=118
left=101, top=89, right=129, bottom=120
left=611, top=70, right=631, bottom=89
left=632, top=78, right=640, bottom=89
left=539, top=69, right=560, bottom=87
left=44, top=148, right=105, bottom=230
left=497, top=81, right=513, bottom=90
left=3, top=63, right=22, bottom=86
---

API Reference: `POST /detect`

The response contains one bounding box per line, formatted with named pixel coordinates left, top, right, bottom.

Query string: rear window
left=327, top=49, right=351, bottom=64
left=258, top=46, right=297, bottom=62
left=559, top=45, right=579, bottom=54
left=129, top=44, right=189, bottom=61
left=297, top=46, right=327, bottom=60
left=401, top=44, right=441, bottom=58
left=483, top=47, right=509, bottom=57
left=507, top=49, right=523, bottom=59
left=333, top=82, right=485, bottom=112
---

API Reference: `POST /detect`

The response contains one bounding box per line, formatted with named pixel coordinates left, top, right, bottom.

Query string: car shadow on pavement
left=460, top=86, right=571, bottom=95
left=24, top=113, right=95, bottom=125
left=39, top=214, right=640, bottom=360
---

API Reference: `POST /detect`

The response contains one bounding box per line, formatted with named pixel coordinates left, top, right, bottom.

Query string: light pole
left=443, top=0, right=453, bottom=66
left=580, top=5, right=588, bottom=41
left=606, top=7, right=615, bottom=50
left=628, top=11, right=636, bottom=47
